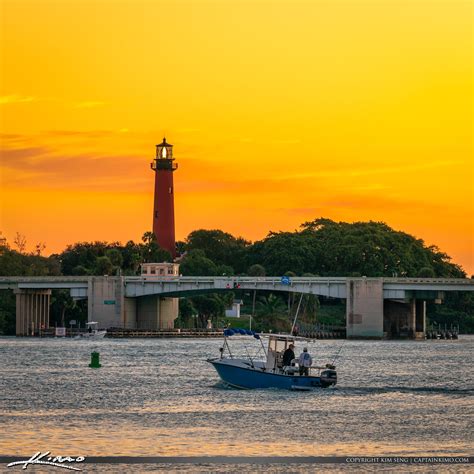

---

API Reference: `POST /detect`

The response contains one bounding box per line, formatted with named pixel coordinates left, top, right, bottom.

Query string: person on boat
left=298, top=347, right=312, bottom=376
left=282, top=344, right=295, bottom=367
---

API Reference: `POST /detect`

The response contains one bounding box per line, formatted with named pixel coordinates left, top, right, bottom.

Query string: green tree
left=249, top=232, right=314, bottom=275
left=216, top=264, right=234, bottom=276
left=177, top=298, right=197, bottom=327
left=94, top=256, right=114, bottom=275
left=141, top=232, right=172, bottom=263
left=248, top=264, right=266, bottom=276
left=418, top=267, right=436, bottom=278
left=249, top=217, right=465, bottom=278
left=185, top=229, right=249, bottom=273
left=106, top=248, right=124, bottom=268
left=141, top=232, right=156, bottom=245
left=60, top=241, right=114, bottom=275
left=71, top=265, right=90, bottom=275
left=121, top=240, right=143, bottom=275
left=0, top=247, right=60, bottom=276
left=191, top=294, right=226, bottom=328
left=180, top=249, right=218, bottom=276
left=176, top=241, right=186, bottom=255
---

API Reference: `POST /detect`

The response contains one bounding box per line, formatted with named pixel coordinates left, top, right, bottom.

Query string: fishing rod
left=331, top=338, right=347, bottom=366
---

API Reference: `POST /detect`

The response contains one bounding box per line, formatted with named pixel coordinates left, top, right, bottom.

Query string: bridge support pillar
left=88, top=277, right=124, bottom=328
left=86, top=277, right=179, bottom=330
left=410, top=298, right=416, bottom=337
left=158, top=297, right=179, bottom=329
left=410, top=299, right=426, bottom=339
left=415, top=300, right=426, bottom=340
left=15, top=289, right=51, bottom=336
left=123, top=297, right=137, bottom=329
left=346, top=279, right=384, bottom=339
left=136, top=296, right=178, bottom=329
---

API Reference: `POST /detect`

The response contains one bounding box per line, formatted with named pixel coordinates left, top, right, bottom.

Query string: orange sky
left=1, top=0, right=473, bottom=274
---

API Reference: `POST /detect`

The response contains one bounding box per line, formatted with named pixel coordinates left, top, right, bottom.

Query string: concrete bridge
left=1, top=276, right=473, bottom=339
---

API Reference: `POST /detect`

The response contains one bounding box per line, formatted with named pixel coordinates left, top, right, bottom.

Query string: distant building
left=225, top=299, right=244, bottom=318
left=140, top=262, right=180, bottom=277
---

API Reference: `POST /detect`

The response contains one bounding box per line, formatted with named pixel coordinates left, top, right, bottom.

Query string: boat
left=74, top=322, right=107, bottom=339
left=207, top=328, right=337, bottom=390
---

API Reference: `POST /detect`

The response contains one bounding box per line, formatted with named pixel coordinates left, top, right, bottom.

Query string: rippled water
left=1, top=336, right=473, bottom=471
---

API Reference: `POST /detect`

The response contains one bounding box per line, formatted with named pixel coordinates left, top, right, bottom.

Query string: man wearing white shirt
left=298, top=347, right=312, bottom=376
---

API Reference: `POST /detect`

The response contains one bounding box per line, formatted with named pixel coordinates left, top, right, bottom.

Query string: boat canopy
left=223, top=328, right=260, bottom=339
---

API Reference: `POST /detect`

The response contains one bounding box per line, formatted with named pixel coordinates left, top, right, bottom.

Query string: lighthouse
left=141, top=138, right=179, bottom=330
left=151, top=138, right=178, bottom=258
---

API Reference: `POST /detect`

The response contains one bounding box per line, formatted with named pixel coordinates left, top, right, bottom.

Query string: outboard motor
left=320, top=367, right=337, bottom=387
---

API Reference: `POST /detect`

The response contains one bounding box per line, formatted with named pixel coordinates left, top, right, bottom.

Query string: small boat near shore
left=74, top=322, right=107, bottom=339
left=207, top=329, right=337, bottom=390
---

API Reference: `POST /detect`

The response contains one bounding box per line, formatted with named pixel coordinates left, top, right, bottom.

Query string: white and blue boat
left=207, top=328, right=337, bottom=390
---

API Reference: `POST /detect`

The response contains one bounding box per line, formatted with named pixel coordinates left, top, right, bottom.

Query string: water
left=1, top=337, right=473, bottom=472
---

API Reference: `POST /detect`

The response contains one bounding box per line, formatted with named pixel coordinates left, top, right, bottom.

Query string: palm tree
left=141, top=231, right=156, bottom=245
left=255, top=294, right=290, bottom=332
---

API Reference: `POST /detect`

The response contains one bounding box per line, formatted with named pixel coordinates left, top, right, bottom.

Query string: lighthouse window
left=169, top=187, right=172, bottom=194
left=162, top=147, right=167, bottom=158
left=155, top=211, right=158, bottom=218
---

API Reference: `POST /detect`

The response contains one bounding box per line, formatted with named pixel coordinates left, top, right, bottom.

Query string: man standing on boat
left=298, top=347, right=312, bottom=376
left=282, top=344, right=295, bottom=367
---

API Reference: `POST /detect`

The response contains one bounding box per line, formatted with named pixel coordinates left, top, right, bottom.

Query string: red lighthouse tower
left=151, top=138, right=178, bottom=258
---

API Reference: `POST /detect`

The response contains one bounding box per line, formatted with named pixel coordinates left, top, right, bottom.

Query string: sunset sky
left=1, top=0, right=473, bottom=274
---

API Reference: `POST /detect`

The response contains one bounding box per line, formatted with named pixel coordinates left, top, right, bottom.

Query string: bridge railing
left=382, top=277, right=474, bottom=285
left=0, top=276, right=91, bottom=283
left=124, top=275, right=473, bottom=283
left=124, top=276, right=348, bottom=285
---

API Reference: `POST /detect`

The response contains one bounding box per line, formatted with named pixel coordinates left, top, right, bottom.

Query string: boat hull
left=208, top=359, right=336, bottom=390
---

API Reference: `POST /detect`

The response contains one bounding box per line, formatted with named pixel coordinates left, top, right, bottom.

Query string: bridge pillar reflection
left=14, top=289, right=51, bottom=336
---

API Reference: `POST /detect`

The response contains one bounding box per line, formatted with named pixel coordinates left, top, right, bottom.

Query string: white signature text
left=7, top=451, right=85, bottom=471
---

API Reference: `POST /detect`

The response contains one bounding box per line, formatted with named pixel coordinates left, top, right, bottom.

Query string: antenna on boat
left=290, top=293, right=304, bottom=335
left=223, top=335, right=234, bottom=359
